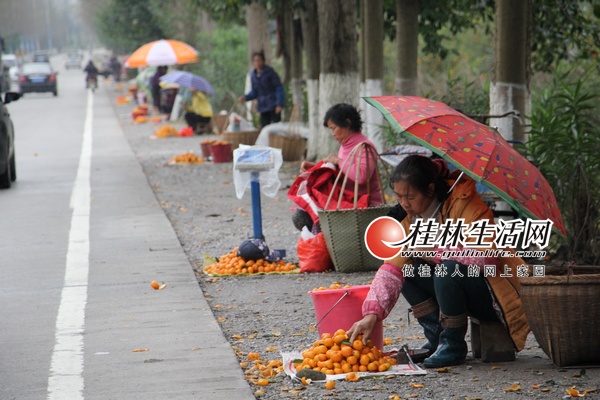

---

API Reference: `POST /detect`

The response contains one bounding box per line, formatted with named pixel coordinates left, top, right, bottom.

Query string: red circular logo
left=364, top=216, right=406, bottom=260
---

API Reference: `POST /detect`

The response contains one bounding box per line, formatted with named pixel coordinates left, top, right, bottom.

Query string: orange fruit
left=345, top=372, right=360, bottom=382
left=315, top=345, right=328, bottom=355
left=352, top=340, right=364, bottom=351
left=340, top=346, right=353, bottom=358
left=325, top=380, right=336, bottom=390
left=330, top=351, right=343, bottom=363
left=150, top=281, right=160, bottom=290
left=333, top=334, right=347, bottom=344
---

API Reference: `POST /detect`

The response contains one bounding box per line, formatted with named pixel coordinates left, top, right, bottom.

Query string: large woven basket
left=222, top=130, right=260, bottom=149
left=269, top=133, right=307, bottom=161
left=318, top=143, right=391, bottom=273
left=520, top=266, right=600, bottom=367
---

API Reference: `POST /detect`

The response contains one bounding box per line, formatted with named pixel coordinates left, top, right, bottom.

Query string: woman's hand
left=347, top=314, right=378, bottom=344
left=323, top=154, right=339, bottom=165
left=300, top=161, right=315, bottom=173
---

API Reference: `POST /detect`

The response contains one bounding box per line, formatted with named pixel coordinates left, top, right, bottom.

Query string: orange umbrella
left=124, top=39, right=198, bottom=68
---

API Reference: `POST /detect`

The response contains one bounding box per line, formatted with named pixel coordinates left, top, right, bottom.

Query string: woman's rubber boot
left=412, top=298, right=442, bottom=357
left=423, top=313, right=468, bottom=368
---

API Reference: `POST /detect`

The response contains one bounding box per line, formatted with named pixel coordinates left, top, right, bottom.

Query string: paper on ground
left=282, top=351, right=426, bottom=381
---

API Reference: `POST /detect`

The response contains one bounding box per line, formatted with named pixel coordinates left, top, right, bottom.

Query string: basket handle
left=324, top=142, right=382, bottom=211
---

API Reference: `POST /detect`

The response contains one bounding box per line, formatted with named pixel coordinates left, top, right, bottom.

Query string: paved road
left=0, top=55, right=253, bottom=400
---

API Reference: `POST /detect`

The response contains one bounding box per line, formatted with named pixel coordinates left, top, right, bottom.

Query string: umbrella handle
left=429, top=171, right=464, bottom=218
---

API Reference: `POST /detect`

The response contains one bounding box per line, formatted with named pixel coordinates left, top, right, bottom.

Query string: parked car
left=2, top=54, right=20, bottom=81
left=0, top=91, right=20, bottom=188
left=19, top=62, right=58, bottom=96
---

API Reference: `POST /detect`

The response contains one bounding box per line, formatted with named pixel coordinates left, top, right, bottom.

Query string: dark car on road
left=19, top=62, right=58, bottom=96
left=0, top=91, right=20, bottom=188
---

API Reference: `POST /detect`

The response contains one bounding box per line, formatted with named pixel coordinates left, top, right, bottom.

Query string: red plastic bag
left=178, top=126, right=194, bottom=137
left=297, top=232, right=333, bottom=273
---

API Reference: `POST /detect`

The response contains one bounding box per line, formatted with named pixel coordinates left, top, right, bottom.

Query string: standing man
left=237, top=51, right=285, bottom=128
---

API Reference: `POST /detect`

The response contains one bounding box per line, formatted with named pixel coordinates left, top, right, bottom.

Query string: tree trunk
left=290, top=13, right=303, bottom=119
left=276, top=6, right=292, bottom=84
left=303, top=0, right=320, bottom=161
left=245, top=1, right=270, bottom=120
left=316, top=0, right=359, bottom=160
left=359, top=0, right=367, bottom=129
left=490, top=0, right=531, bottom=142
left=395, top=0, right=419, bottom=95
left=364, top=0, right=384, bottom=151
left=246, top=0, right=271, bottom=64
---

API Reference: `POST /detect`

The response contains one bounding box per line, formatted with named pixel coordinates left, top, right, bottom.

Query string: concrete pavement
left=81, top=87, right=253, bottom=398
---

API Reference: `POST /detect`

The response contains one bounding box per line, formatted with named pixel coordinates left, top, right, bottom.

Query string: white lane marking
left=47, top=90, right=93, bottom=399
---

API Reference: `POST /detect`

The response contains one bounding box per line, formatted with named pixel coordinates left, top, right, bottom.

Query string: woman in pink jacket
left=292, top=103, right=383, bottom=231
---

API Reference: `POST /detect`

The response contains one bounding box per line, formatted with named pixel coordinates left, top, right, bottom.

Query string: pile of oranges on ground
left=154, top=125, right=178, bottom=138
left=204, top=248, right=299, bottom=276
left=116, top=95, right=131, bottom=105
left=293, top=330, right=397, bottom=377
left=131, top=104, right=149, bottom=121
left=168, top=152, right=205, bottom=164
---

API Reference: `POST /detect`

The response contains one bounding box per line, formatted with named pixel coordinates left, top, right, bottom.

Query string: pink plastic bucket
left=308, top=285, right=383, bottom=350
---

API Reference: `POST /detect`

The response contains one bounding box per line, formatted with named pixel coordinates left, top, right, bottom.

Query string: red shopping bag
left=297, top=232, right=333, bottom=273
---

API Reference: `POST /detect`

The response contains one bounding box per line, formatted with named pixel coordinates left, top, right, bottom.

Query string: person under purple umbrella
left=182, top=88, right=214, bottom=135
left=151, top=66, right=168, bottom=114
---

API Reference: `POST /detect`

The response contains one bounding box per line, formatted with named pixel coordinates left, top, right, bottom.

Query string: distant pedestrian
left=151, top=66, right=168, bottom=114
left=109, top=54, right=121, bottom=82
left=237, top=52, right=284, bottom=129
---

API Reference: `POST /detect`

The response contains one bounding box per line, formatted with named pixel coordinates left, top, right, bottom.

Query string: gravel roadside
left=110, top=85, right=599, bottom=400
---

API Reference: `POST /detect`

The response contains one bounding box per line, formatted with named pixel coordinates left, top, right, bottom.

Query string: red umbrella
left=364, top=95, right=566, bottom=236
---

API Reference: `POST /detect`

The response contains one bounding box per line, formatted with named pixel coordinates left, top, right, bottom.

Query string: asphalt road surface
left=0, top=54, right=253, bottom=400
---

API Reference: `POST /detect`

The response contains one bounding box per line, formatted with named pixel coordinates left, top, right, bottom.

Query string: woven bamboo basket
left=268, top=133, right=307, bottom=161
left=520, top=266, right=600, bottom=367
left=318, top=143, right=391, bottom=273
left=222, top=130, right=260, bottom=149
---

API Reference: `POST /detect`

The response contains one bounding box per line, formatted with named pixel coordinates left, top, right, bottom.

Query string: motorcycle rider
left=84, top=60, right=99, bottom=88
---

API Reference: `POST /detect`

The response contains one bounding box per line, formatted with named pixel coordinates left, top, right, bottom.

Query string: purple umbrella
left=159, top=71, right=215, bottom=95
